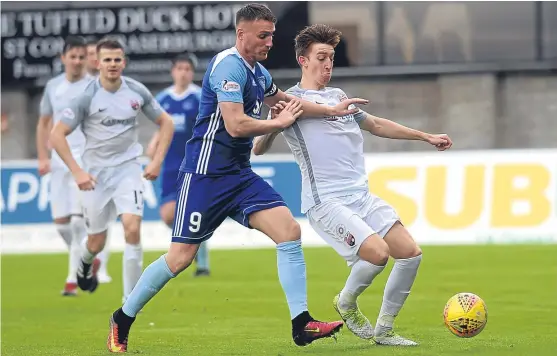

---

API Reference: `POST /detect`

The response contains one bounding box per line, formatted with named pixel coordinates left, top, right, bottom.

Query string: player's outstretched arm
left=359, top=112, right=453, bottom=150
left=220, top=100, right=302, bottom=138
left=290, top=93, right=369, bottom=119
left=259, top=65, right=368, bottom=119
left=266, top=89, right=369, bottom=119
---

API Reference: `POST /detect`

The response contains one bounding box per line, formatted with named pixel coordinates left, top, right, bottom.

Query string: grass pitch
left=2, top=244, right=556, bottom=355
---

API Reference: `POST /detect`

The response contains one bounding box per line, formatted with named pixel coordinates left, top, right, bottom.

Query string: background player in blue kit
left=147, top=54, right=210, bottom=277
left=107, top=4, right=368, bottom=353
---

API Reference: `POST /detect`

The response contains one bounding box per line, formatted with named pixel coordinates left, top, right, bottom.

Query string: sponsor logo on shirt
left=101, top=117, right=136, bottom=127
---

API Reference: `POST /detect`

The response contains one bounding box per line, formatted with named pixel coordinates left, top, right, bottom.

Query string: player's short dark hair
left=85, top=38, right=98, bottom=47
left=235, top=3, right=276, bottom=26
left=62, top=36, right=86, bottom=53
left=294, top=24, right=342, bottom=58
left=96, top=37, right=125, bottom=53
left=172, top=53, right=197, bottom=70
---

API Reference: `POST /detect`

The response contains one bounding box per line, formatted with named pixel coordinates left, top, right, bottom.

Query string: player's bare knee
left=160, top=202, right=175, bottom=228
left=384, top=221, right=421, bottom=259
left=123, top=224, right=140, bottom=244
left=161, top=211, right=174, bottom=227
left=283, top=219, right=301, bottom=243
left=166, top=243, right=197, bottom=274
left=411, top=244, right=423, bottom=258
left=358, top=235, right=390, bottom=266
left=87, top=231, right=107, bottom=254
left=165, top=255, right=193, bottom=275
left=121, top=214, right=141, bottom=244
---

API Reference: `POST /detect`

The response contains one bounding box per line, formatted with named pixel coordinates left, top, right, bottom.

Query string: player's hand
left=426, top=134, right=453, bottom=151
left=73, top=169, right=97, bottom=191
left=143, top=161, right=161, bottom=181
left=329, top=98, right=369, bottom=117
left=273, top=99, right=303, bottom=129
left=270, top=101, right=286, bottom=120
left=38, top=159, right=51, bottom=176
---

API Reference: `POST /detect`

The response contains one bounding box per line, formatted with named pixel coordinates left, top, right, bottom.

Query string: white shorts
left=50, top=169, right=82, bottom=219
left=307, top=191, right=400, bottom=266
left=80, top=160, right=145, bottom=234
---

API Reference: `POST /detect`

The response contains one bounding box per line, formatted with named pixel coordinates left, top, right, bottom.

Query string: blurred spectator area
left=1, top=1, right=556, bottom=160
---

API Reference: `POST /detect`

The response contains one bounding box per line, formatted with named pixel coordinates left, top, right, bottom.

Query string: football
left=443, top=293, right=488, bottom=338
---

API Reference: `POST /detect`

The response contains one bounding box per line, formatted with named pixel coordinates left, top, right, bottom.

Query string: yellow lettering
left=425, top=165, right=485, bottom=229
left=368, top=167, right=418, bottom=225
left=491, top=164, right=550, bottom=227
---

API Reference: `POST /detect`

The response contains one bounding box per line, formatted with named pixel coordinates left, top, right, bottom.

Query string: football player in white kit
left=36, top=36, right=95, bottom=296
left=253, top=24, right=453, bottom=346
left=84, top=38, right=112, bottom=284
left=50, top=37, right=175, bottom=302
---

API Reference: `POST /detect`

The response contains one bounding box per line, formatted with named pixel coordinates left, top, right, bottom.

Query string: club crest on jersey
left=130, top=99, right=140, bottom=111
left=221, top=80, right=240, bottom=92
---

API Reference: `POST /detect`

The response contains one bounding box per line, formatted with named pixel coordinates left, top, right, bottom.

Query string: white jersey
left=39, top=73, right=94, bottom=171
left=60, top=76, right=164, bottom=170
left=280, top=84, right=369, bottom=213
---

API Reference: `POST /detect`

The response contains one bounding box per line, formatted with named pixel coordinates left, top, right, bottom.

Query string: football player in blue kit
left=107, top=4, right=368, bottom=352
left=147, top=54, right=210, bottom=277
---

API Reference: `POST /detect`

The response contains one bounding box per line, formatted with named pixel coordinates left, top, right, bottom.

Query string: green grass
left=2, top=245, right=557, bottom=355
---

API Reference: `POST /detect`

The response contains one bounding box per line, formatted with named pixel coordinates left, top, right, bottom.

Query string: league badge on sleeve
left=61, top=108, right=75, bottom=120
left=222, top=80, right=241, bottom=92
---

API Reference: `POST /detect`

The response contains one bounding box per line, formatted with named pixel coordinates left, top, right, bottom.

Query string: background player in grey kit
left=254, top=24, right=453, bottom=346
left=83, top=37, right=112, bottom=283
left=50, top=37, right=175, bottom=304
left=36, top=36, right=93, bottom=297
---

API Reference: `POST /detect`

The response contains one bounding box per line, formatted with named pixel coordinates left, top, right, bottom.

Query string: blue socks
left=276, top=239, right=308, bottom=319
left=196, top=241, right=210, bottom=270
left=122, top=241, right=307, bottom=320
left=122, top=255, right=175, bottom=317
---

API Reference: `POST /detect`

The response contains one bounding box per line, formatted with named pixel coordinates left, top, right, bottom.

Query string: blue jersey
left=156, top=85, right=201, bottom=173
left=180, top=47, right=278, bottom=175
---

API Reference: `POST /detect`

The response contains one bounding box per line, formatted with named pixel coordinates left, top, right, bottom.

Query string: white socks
left=56, top=223, right=75, bottom=283
left=375, top=254, right=422, bottom=335
left=97, top=241, right=110, bottom=277
left=123, top=243, right=143, bottom=302
left=339, top=259, right=386, bottom=309
left=55, top=223, right=73, bottom=247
